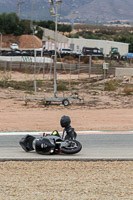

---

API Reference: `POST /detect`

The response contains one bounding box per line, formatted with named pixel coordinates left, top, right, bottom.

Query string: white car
left=59, top=48, right=73, bottom=55
left=10, top=43, right=19, bottom=50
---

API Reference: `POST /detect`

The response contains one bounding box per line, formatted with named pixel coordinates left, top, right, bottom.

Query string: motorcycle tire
left=61, top=140, right=82, bottom=154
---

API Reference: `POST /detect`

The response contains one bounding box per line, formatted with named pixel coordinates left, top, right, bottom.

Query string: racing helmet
left=60, top=115, right=71, bottom=128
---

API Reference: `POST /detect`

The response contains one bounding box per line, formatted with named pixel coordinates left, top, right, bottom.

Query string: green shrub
left=0, top=80, right=34, bottom=90
left=57, top=82, right=68, bottom=91
left=104, top=80, right=116, bottom=91
left=104, top=79, right=122, bottom=91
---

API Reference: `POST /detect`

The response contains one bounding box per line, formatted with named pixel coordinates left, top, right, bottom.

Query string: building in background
left=68, top=38, right=129, bottom=56
left=42, top=28, right=129, bottom=56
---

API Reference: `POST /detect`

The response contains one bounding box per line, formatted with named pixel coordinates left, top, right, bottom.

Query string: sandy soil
left=0, top=84, right=133, bottom=132
left=1, top=97, right=133, bottom=132
left=0, top=72, right=133, bottom=199
left=2, top=34, right=42, bottom=49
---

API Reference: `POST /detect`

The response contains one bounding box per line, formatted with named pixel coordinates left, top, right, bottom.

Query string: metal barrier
left=22, top=56, right=32, bottom=63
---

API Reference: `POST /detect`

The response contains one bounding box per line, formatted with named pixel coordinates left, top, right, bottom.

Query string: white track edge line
left=0, top=130, right=133, bottom=136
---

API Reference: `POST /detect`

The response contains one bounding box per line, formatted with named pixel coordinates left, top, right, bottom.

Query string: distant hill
left=0, top=0, right=133, bottom=23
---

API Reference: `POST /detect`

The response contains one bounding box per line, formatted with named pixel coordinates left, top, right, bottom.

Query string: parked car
left=71, top=50, right=81, bottom=58
left=12, top=50, right=21, bottom=56
left=1, top=50, right=21, bottom=56
left=10, top=43, right=19, bottom=50
left=59, top=48, right=73, bottom=54
left=43, top=50, right=51, bottom=56
left=48, top=50, right=59, bottom=57
left=59, top=48, right=73, bottom=58
left=82, top=47, right=103, bottom=58
left=21, top=50, right=31, bottom=56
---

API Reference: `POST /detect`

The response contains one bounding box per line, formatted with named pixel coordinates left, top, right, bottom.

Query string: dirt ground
left=1, top=73, right=133, bottom=132
left=2, top=34, right=42, bottom=49
left=0, top=71, right=133, bottom=199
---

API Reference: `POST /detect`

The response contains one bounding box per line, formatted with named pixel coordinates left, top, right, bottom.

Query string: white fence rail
left=0, top=56, right=53, bottom=63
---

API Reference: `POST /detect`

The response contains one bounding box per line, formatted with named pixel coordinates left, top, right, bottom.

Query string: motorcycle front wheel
left=61, top=140, right=82, bottom=154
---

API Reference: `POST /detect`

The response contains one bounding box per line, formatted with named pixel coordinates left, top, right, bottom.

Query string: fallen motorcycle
left=19, top=132, right=82, bottom=155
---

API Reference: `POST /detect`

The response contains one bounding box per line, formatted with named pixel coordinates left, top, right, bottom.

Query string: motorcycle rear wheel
left=61, top=140, right=82, bottom=154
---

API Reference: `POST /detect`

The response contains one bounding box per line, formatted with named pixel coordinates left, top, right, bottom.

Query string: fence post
left=88, top=55, right=92, bottom=78
left=78, top=55, right=80, bottom=79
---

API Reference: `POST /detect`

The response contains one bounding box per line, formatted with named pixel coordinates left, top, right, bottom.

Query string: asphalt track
left=0, top=131, right=133, bottom=161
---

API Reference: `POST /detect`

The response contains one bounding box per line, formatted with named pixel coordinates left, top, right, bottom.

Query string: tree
left=58, top=24, right=72, bottom=34
left=35, top=20, right=72, bottom=33
left=3, top=12, right=19, bottom=34
left=20, top=20, right=32, bottom=35
left=0, top=12, right=33, bottom=35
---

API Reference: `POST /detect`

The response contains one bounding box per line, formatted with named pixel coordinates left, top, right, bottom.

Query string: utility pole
left=30, top=0, right=34, bottom=30
left=48, top=0, right=62, bottom=98
left=30, top=0, right=38, bottom=97
left=54, top=3, right=58, bottom=98
left=17, top=1, right=24, bottom=19
left=0, top=32, right=2, bottom=56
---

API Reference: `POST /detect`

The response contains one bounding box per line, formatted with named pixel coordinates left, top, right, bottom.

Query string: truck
left=43, top=40, right=68, bottom=51
left=108, top=47, right=120, bottom=60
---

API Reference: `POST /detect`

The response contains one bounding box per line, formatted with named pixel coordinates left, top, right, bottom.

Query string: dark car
left=48, top=50, right=59, bottom=57
left=21, top=50, right=31, bottom=56
left=43, top=50, right=51, bottom=56
left=82, top=47, right=104, bottom=57
left=2, top=50, right=21, bottom=56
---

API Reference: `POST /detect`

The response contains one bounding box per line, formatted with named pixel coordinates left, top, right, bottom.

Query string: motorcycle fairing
left=19, top=135, right=35, bottom=152
left=34, top=137, right=56, bottom=154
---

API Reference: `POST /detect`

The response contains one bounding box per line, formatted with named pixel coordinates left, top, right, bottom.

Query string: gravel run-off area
left=0, top=161, right=133, bottom=200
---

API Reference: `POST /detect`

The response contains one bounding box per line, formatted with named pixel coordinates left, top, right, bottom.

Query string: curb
left=0, top=130, right=133, bottom=136
left=0, top=158, right=133, bottom=162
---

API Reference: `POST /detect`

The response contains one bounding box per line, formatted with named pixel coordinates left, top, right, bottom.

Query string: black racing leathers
left=62, top=125, right=77, bottom=140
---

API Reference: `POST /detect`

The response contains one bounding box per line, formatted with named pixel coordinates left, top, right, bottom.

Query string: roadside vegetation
left=0, top=12, right=72, bottom=39
left=0, top=72, right=132, bottom=97
left=104, top=79, right=123, bottom=91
